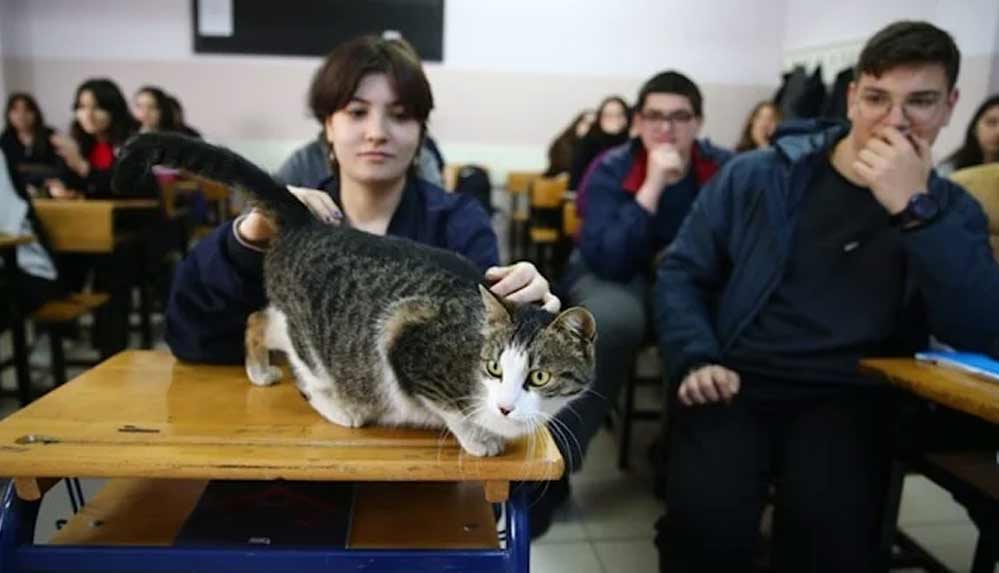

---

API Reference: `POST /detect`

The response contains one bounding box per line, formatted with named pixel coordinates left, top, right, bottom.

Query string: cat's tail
left=112, top=132, right=311, bottom=228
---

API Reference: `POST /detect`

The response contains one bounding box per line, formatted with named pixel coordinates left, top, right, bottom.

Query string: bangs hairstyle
left=856, top=21, right=961, bottom=90
left=308, top=35, right=434, bottom=128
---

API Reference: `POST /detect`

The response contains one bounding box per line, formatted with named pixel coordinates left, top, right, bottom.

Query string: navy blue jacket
left=656, top=120, right=999, bottom=385
left=165, top=177, right=499, bottom=364
left=579, top=139, right=732, bottom=282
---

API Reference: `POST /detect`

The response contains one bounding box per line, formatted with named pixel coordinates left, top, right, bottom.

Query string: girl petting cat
left=145, top=36, right=595, bottom=456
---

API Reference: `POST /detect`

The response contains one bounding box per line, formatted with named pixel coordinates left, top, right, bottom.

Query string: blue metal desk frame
left=0, top=480, right=530, bottom=572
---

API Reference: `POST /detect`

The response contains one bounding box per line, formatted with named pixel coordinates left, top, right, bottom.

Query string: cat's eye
left=528, top=370, right=551, bottom=387
left=485, top=360, right=503, bottom=378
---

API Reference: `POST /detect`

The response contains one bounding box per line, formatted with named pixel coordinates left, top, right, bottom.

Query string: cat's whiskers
left=540, top=412, right=583, bottom=475
left=581, top=387, right=608, bottom=402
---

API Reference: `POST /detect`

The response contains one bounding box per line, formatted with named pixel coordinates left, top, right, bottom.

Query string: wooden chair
left=562, top=200, right=581, bottom=240
left=505, top=171, right=543, bottom=261
left=951, top=163, right=999, bottom=262
left=616, top=342, right=664, bottom=470
left=31, top=292, right=111, bottom=389
left=527, top=175, right=568, bottom=278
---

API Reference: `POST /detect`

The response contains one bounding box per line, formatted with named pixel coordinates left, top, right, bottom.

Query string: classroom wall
left=0, top=0, right=783, bottom=180
left=3, top=1, right=994, bottom=178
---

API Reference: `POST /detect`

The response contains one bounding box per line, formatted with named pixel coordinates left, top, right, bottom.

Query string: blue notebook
left=915, top=351, right=999, bottom=382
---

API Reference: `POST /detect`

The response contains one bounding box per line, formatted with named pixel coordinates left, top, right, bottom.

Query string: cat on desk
left=114, top=133, right=596, bottom=457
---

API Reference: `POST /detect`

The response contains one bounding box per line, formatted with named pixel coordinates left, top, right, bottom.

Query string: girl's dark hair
left=735, top=101, right=780, bottom=153
left=308, top=35, right=434, bottom=130
left=586, top=96, right=631, bottom=139
left=2, top=93, right=51, bottom=156
left=135, top=85, right=178, bottom=131
left=545, top=110, right=593, bottom=177
left=945, top=94, right=999, bottom=171
left=70, top=78, right=138, bottom=153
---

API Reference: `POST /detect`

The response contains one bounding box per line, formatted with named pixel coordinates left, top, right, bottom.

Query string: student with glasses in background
left=529, top=71, right=733, bottom=538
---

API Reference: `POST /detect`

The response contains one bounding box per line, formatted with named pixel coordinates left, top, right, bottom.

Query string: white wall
left=2, top=0, right=786, bottom=83
left=1, top=0, right=787, bottom=177
left=0, top=2, right=7, bottom=106
left=782, top=0, right=999, bottom=157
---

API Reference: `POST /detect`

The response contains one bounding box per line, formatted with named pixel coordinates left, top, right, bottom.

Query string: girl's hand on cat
left=237, top=187, right=340, bottom=245
left=237, top=209, right=278, bottom=244
left=287, top=185, right=343, bottom=225
left=485, top=262, right=561, bottom=312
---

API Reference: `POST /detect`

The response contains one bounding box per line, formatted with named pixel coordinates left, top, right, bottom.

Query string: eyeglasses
left=638, top=109, right=696, bottom=127
left=856, top=90, right=945, bottom=123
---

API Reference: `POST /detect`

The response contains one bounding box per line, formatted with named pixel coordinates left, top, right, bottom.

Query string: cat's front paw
left=458, top=433, right=506, bottom=457
left=246, top=365, right=283, bottom=386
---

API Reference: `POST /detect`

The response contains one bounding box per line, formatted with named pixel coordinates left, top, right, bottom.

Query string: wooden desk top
left=31, top=198, right=160, bottom=253
left=0, top=233, right=34, bottom=250
left=861, top=358, right=999, bottom=423
left=0, top=351, right=564, bottom=485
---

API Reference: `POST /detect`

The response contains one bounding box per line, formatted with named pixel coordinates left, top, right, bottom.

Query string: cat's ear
left=549, top=307, right=597, bottom=343
left=478, top=284, right=511, bottom=326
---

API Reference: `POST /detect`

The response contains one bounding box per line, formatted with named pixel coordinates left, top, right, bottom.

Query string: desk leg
left=506, top=484, right=530, bottom=573
left=877, top=458, right=906, bottom=571
left=137, top=241, right=152, bottom=350
left=0, top=480, right=42, bottom=571
left=3, top=248, right=32, bottom=406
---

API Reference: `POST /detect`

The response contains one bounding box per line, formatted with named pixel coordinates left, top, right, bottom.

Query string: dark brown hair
left=3, top=93, right=51, bottom=157
left=945, top=94, right=999, bottom=171
left=308, top=35, right=434, bottom=130
left=70, top=78, right=138, bottom=154
left=735, top=101, right=781, bottom=153
left=636, top=71, right=703, bottom=117
left=856, top=21, right=961, bottom=90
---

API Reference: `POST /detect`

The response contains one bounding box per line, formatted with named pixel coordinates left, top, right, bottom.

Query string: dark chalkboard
left=192, top=0, right=444, bottom=61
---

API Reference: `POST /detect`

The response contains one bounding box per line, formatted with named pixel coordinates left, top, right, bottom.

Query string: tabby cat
left=114, top=133, right=596, bottom=457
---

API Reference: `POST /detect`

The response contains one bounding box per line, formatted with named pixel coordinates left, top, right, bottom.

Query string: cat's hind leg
left=245, top=309, right=282, bottom=386
left=288, top=348, right=368, bottom=429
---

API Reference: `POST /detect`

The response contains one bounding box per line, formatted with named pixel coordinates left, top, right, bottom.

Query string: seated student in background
left=530, top=71, right=732, bottom=537
left=655, top=21, right=999, bottom=572
left=544, top=109, right=594, bottom=177
left=734, top=100, right=781, bottom=152
left=132, top=86, right=178, bottom=134
left=569, top=96, right=630, bottom=189
left=166, top=35, right=559, bottom=364
left=49, top=78, right=146, bottom=199
left=939, top=93, right=999, bottom=174
left=0, top=150, right=65, bottom=316
left=0, top=93, right=67, bottom=199
left=166, top=95, right=202, bottom=139
left=276, top=38, right=444, bottom=189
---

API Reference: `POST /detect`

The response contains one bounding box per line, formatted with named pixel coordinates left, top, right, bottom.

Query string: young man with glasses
left=530, top=71, right=732, bottom=538
left=655, top=21, right=999, bottom=571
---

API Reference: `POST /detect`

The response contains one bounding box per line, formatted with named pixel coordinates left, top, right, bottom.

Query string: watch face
left=910, top=194, right=939, bottom=220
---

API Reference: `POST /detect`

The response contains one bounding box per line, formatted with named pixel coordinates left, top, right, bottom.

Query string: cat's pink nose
left=498, top=406, right=514, bottom=416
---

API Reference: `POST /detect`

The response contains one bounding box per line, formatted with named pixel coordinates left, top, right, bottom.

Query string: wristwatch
left=890, top=193, right=939, bottom=229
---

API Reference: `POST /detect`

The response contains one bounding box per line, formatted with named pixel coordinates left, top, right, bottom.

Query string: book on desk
left=915, top=351, right=999, bottom=382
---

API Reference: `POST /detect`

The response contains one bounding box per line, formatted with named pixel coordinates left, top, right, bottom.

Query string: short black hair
left=856, top=21, right=961, bottom=90
left=635, top=71, right=703, bottom=117
left=308, top=35, right=433, bottom=127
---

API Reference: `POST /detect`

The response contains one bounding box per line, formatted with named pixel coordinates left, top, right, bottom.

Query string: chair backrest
left=506, top=171, right=542, bottom=196
left=951, top=163, right=999, bottom=261
left=530, top=175, right=568, bottom=210
left=453, top=165, right=493, bottom=214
